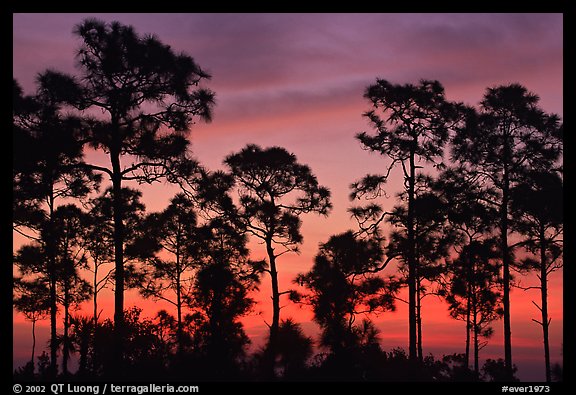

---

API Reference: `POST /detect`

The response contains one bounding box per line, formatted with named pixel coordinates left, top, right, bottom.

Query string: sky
left=12, top=13, right=563, bottom=381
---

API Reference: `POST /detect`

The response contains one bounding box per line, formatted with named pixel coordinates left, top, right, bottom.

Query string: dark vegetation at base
left=14, top=311, right=527, bottom=382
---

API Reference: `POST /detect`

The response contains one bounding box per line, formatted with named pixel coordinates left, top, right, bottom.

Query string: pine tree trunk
left=62, top=288, right=70, bottom=376
left=465, top=240, right=473, bottom=369
left=473, top=315, right=479, bottom=376
left=111, top=144, right=125, bottom=373
left=416, top=279, right=423, bottom=362
left=465, top=294, right=471, bottom=369
left=501, top=166, right=513, bottom=378
left=93, top=261, right=98, bottom=326
left=266, top=235, right=280, bottom=377
left=31, top=319, right=36, bottom=366
left=472, top=293, right=480, bottom=375
left=46, top=191, right=58, bottom=377
left=49, top=267, right=58, bottom=377
left=407, top=148, right=417, bottom=361
left=176, top=262, right=183, bottom=356
left=540, top=224, right=551, bottom=382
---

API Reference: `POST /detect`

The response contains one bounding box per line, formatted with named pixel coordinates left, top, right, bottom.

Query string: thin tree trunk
left=111, top=144, right=125, bottom=372
left=465, top=286, right=471, bottom=369
left=62, top=287, right=70, bottom=376
left=465, top=239, right=473, bottom=369
left=540, top=224, right=551, bottom=382
left=93, top=262, right=98, bottom=326
left=46, top=192, right=58, bottom=377
left=407, top=148, right=417, bottom=361
left=501, top=166, right=513, bottom=378
left=176, top=259, right=183, bottom=355
left=31, top=319, right=36, bottom=366
left=90, top=267, right=99, bottom=374
left=473, top=307, right=479, bottom=376
left=266, top=235, right=280, bottom=377
left=416, top=279, right=423, bottom=362
left=49, top=270, right=58, bottom=376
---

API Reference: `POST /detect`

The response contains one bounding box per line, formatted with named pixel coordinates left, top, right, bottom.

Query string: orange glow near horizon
left=13, top=248, right=564, bottom=381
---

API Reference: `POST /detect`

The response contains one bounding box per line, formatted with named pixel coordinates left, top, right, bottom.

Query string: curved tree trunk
left=31, top=319, right=37, bottom=366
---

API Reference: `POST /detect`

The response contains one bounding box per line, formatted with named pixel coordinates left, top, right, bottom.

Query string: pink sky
left=12, top=13, right=563, bottom=381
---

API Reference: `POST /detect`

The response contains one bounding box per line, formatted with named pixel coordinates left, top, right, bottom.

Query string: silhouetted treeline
left=13, top=19, right=562, bottom=382
left=14, top=308, right=526, bottom=382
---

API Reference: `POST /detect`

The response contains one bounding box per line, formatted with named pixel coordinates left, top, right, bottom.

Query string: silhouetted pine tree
left=511, top=170, right=563, bottom=382
left=48, top=19, right=216, bottom=367
left=432, top=167, right=499, bottom=369
left=225, top=144, right=331, bottom=376
left=139, top=193, right=202, bottom=354
left=294, top=231, right=399, bottom=378
left=13, top=278, right=50, bottom=369
left=51, top=205, right=92, bottom=376
left=445, top=239, right=503, bottom=375
left=13, top=76, right=100, bottom=376
left=191, top=216, right=265, bottom=378
left=386, top=175, right=453, bottom=360
left=272, top=319, right=313, bottom=380
left=452, top=84, right=562, bottom=377
left=351, top=79, right=463, bottom=360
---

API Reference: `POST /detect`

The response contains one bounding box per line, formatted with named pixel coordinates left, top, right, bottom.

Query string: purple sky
left=13, top=13, right=563, bottom=381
